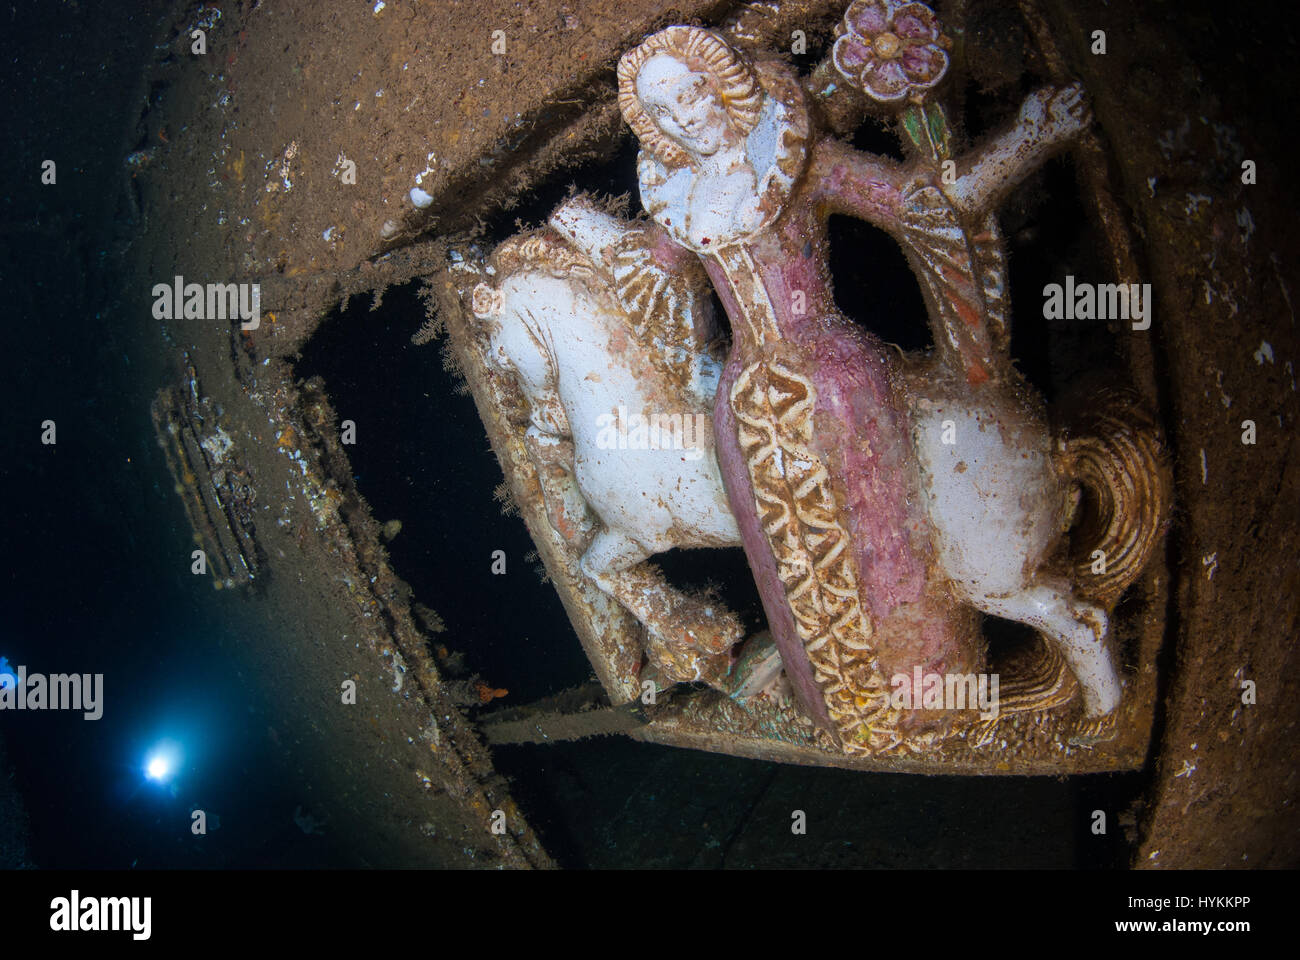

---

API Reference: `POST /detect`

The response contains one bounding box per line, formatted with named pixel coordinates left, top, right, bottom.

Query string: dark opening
left=296, top=282, right=594, bottom=703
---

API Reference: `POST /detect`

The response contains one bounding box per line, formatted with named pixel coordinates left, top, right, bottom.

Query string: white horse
left=470, top=209, right=745, bottom=685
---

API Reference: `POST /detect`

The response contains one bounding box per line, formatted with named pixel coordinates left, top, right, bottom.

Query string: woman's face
left=636, top=54, right=733, bottom=158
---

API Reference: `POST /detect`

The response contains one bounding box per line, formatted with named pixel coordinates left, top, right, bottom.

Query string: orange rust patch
left=951, top=295, right=981, bottom=329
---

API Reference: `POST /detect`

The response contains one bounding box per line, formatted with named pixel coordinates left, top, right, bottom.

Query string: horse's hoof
left=1068, top=711, right=1120, bottom=746
left=678, top=602, right=745, bottom=654
left=644, top=631, right=732, bottom=688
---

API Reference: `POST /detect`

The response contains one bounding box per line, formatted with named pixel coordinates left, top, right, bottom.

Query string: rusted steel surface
left=156, top=1, right=727, bottom=342
left=1037, top=0, right=1300, bottom=867
left=145, top=344, right=553, bottom=867
left=140, top=1, right=853, bottom=356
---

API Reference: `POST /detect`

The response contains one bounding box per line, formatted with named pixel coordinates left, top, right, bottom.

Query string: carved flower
left=833, top=0, right=950, bottom=104
left=470, top=281, right=502, bottom=318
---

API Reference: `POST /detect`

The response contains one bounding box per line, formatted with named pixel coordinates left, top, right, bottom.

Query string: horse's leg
left=580, top=527, right=744, bottom=658
left=908, top=394, right=1119, bottom=711
left=580, top=527, right=731, bottom=685
left=972, top=577, right=1119, bottom=716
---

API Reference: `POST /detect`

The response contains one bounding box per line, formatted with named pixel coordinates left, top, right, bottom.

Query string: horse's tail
left=1057, top=389, right=1172, bottom=609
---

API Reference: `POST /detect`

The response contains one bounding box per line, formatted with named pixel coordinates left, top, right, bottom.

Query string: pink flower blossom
left=833, top=0, right=950, bottom=104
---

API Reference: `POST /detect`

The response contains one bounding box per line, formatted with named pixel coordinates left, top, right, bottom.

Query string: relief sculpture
left=458, top=1, right=1171, bottom=763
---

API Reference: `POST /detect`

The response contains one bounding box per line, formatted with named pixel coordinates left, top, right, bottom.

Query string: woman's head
left=618, top=26, right=762, bottom=167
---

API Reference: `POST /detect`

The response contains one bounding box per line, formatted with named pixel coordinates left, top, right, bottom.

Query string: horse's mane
left=488, top=230, right=597, bottom=284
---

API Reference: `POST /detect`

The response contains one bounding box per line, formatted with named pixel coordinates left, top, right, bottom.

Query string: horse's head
left=470, top=279, right=514, bottom=372
left=471, top=231, right=600, bottom=382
